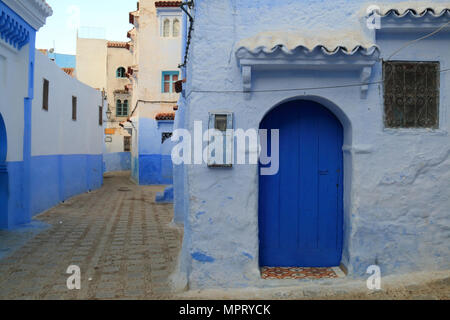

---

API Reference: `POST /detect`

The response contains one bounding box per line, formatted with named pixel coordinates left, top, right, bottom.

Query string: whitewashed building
left=173, top=0, right=450, bottom=289
left=1, top=0, right=103, bottom=229
left=128, top=0, right=182, bottom=185
left=76, top=37, right=134, bottom=172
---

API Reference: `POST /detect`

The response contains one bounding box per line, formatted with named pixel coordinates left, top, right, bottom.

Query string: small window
left=214, top=114, right=228, bottom=132
left=99, top=106, right=103, bottom=126
left=163, top=19, right=170, bottom=37
left=116, top=67, right=126, bottom=78
left=208, top=112, right=234, bottom=167
left=173, top=19, right=180, bottom=37
left=42, top=78, right=49, bottom=111
left=72, top=96, right=77, bottom=121
left=116, top=99, right=128, bottom=117
left=162, top=71, right=179, bottom=93
left=383, top=61, right=439, bottom=128
left=124, top=136, right=131, bottom=152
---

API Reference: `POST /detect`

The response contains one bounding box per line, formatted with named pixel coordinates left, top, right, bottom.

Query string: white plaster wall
left=131, top=0, right=181, bottom=115
left=106, top=46, right=132, bottom=119
left=32, top=50, right=103, bottom=156
left=130, top=0, right=182, bottom=180
left=179, top=0, right=450, bottom=289
left=0, top=40, right=29, bottom=162
left=104, top=134, right=125, bottom=154
left=76, top=38, right=108, bottom=91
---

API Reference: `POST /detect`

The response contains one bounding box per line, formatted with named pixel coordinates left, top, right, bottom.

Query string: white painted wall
left=104, top=134, right=125, bottom=153
left=32, top=50, right=103, bottom=156
left=106, top=46, right=132, bottom=113
left=76, top=38, right=108, bottom=91
left=0, top=39, right=29, bottom=162
left=131, top=1, right=182, bottom=118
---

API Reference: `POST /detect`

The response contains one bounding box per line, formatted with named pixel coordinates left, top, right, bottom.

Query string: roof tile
left=155, top=1, right=182, bottom=8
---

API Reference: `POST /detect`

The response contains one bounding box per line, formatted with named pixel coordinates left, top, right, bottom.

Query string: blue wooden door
left=259, top=100, right=343, bottom=267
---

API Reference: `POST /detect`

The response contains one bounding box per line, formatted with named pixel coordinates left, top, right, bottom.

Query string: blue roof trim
left=381, top=8, right=450, bottom=18
left=0, top=1, right=33, bottom=50
left=236, top=45, right=380, bottom=60
left=377, top=7, right=450, bottom=33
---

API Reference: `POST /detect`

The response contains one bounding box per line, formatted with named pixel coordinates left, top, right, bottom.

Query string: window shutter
left=72, top=96, right=77, bottom=120
left=99, top=106, right=103, bottom=126
left=42, top=79, right=49, bottom=110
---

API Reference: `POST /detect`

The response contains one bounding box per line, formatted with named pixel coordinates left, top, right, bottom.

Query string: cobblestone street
left=0, top=172, right=182, bottom=300
left=0, top=172, right=449, bottom=300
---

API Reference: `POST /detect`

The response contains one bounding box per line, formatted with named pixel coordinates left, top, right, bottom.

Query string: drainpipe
left=181, top=7, right=188, bottom=80
left=179, top=1, right=194, bottom=69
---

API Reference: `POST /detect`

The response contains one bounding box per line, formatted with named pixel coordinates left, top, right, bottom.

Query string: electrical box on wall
left=207, top=112, right=233, bottom=167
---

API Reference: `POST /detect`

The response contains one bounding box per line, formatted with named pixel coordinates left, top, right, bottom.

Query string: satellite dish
left=49, top=48, right=55, bottom=53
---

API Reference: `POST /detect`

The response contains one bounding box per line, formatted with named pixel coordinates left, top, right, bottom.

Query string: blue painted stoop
left=155, top=185, right=174, bottom=203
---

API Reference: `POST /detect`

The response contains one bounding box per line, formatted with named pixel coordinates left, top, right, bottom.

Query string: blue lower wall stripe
left=139, top=154, right=173, bottom=185
left=30, top=154, right=103, bottom=216
left=103, top=152, right=131, bottom=173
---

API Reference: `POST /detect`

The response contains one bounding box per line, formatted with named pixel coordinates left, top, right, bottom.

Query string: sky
left=36, top=0, right=137, bottom=55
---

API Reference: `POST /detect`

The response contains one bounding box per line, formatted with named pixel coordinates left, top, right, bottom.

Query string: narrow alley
left=0, top=172, right=182, bottom=300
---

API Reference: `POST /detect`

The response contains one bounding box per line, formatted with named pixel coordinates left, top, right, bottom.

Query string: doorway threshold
left=261, top=266, right=346, bottom=280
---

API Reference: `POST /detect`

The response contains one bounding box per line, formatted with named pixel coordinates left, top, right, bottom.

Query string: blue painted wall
left=0, top=0, right=37, bottom=229
left=0, top=114, right=7, bottom=225
left=175, top=0, right=450, bottom=289
left=136, top=118, right=174, bottom=185
left=48, top=53, right=76, bottom=69
left=172, top=95, right=188, bottom=225
left=103, top=152, right=131, bottom=173
left=30, top=155, right=103, bottom=215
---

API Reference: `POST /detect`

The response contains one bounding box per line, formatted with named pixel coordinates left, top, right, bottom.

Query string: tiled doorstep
left=261, top=266, right=346, bottom=280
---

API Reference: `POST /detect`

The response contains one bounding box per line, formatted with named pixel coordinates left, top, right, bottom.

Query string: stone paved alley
left=0, top=172, right=449, bottom=300
left=0, top=172, right=182, bottom=300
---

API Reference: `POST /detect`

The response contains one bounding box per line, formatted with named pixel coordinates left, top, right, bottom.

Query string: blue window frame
left=162, top=71, right=179, bottom=93
left=116, top=67, right=126, bottom=78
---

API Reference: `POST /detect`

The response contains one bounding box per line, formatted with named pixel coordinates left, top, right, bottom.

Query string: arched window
left=163, top=19, right=170, bottom=37
left=116, top=67, right=126, bottom=78
left=173, top=19, right=180, bottom=37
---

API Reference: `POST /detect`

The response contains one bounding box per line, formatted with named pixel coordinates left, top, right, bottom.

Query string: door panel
left=259, top=100, right=343, bottom=267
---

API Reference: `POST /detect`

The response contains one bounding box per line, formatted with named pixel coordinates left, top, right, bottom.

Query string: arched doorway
left=259, top=100, right=343, bottom=267
left=0, top=113, right=8, bottom=227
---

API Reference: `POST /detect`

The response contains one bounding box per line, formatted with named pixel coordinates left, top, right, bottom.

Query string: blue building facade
left=132, top=115, right=175, bottom=185
left=173, top=0, right=450, bottom=289
left=1, top=0, right=104, bottom=229
left=0, top=0, right=52, bottom=229
left=47, top=52, right=76, bottom=69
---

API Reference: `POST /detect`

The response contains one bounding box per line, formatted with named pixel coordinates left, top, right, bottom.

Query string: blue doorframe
left=0, top=0, right=37, bottom=227
left=0, top=113, right=8, bottom=227
left=259, top=100, right=344, bottom=267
